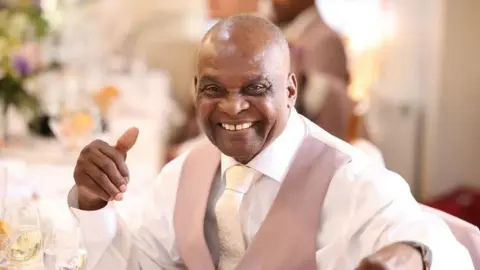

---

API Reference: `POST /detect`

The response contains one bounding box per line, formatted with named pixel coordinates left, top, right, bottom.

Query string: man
left=269, top=0, right=375, bottom=143
left=168, top=0, right=382, bottom=165
left=69, top=15, right=473, bottom=269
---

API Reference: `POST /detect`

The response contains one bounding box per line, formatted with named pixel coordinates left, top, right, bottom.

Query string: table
left=0, top=68, right=178, bottom=269
left=0, top=137, right=161, bottom=270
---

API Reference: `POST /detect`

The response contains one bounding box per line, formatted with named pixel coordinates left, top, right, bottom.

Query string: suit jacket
left=286, top=8, right=367, bottom=141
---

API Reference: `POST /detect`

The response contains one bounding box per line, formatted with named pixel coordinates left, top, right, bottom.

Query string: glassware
left=48, top=71, right=100, bottom=153
left=49, top=108, right=99, bottom=153
left=43, top=222, right=87, bottom=270
left=0, top=202, right=43, bottom=269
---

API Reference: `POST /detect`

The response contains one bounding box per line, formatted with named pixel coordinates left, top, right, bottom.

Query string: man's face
left=195, top=42, right=297, bottom=163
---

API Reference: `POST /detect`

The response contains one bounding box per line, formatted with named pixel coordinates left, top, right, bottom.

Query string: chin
left=217, top=141, right=259, bottom=163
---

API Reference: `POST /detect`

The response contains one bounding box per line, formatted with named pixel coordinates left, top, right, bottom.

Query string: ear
left=192, top=77, right=198, bottom=108
left=287, top=73, right=298, bottom=108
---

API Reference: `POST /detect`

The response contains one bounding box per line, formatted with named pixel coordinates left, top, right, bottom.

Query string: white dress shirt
left=71, top=109, right=473, bottom=270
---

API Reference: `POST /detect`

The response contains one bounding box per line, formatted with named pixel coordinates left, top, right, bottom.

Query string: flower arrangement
left=0, top=0, right=50, bottom=141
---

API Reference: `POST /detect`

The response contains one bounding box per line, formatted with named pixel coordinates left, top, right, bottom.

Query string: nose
left=218, top=95, right=250, bottom=116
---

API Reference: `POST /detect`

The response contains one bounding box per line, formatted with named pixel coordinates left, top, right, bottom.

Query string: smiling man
left=195, top=16, right=293, bottom=164
left=68, top=15, right=473, bottom=270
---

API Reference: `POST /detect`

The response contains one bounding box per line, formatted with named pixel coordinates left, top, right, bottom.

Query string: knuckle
left=91, top=139, right=105, bottom=146
left=91, top=170, right=105, bottom=182
left=118, top=163, right=129, bottom=176
left=96, top=171, right=109, bottom=183
left=76, top=155, right=88, bottom=167
left=82, top=140, right=104, bottom=152
left=97, top=173, right=115, bottom=192
left=74, top=157, right=90, bottom=177
left=80, top=144, right=93, bottom=155
left=100, top=160, right=115, bottom=172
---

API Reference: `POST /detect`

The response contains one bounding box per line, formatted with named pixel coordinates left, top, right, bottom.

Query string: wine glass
left=47, top=67, right=101, bottom=154
left=0, top=202, right=43, bottom=269
left=49, top=108, right=99, bottom=153
left=43, top=222, right=87, bottom=270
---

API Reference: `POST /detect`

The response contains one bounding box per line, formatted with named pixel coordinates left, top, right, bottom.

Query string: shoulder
left=304, top=116, right=363, bottom=161
left=310, top=27, right=346, bottom=54
left=351, top=139, right=385, bottom=167
left=305, top=116, right=411, bottom=207
left=305, top=116, right=385, bottom=174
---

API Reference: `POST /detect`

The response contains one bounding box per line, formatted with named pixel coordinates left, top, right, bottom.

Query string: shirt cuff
left=400, top=241, right=432, bottom=270
left=70, top=202, right=118, bottom=243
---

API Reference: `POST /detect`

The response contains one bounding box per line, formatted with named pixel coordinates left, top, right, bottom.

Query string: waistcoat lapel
left=174, top=130, right=351, bottom=270
left=237, top=136, right=350, bottom=270
left=174, top=139, right=219, bottom=270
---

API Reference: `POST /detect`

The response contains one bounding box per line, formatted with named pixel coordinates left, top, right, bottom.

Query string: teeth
left=221, top=122, right=253, bottom=131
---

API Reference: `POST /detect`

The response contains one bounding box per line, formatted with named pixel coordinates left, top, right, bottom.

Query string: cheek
left=196, top=99, right=215, bottom=120
left=251, top=97, right=279, bottom=123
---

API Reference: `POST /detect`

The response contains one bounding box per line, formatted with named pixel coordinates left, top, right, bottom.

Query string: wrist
left=68, top=186, right=108, bottom=211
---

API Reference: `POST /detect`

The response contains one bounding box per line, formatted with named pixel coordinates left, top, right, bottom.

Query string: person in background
left=68, top=15, right=473, bottom=269
left=269, top=0, right=349, bottom=136
left=269, top=0, right=383, bottom=164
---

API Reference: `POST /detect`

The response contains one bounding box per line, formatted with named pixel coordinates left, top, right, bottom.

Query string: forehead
left=197, top=40, right=286, bottom=84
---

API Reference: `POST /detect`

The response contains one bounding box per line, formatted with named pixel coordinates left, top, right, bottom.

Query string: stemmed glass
left=0, top=202, right=43, bottom=269
left=48, top=69, right=101, bottom=154
left=42, top=221, right=87, bottom=270
left=48, top=108, right=99, bottom=153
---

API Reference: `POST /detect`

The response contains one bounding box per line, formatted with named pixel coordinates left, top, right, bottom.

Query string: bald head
left=197, top=14, right=290, bottom=74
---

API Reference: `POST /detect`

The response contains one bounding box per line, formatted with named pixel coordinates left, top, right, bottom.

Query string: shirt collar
left=221, top=109, right=306, bottom=182
left=282, top=7, right=318, bottom=43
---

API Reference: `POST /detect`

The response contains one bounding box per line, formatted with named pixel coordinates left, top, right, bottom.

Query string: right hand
left=73, top=127, right=139, bottom=207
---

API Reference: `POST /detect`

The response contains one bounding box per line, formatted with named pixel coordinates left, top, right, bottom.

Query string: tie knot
left=225, top=165, right=256, bottom=194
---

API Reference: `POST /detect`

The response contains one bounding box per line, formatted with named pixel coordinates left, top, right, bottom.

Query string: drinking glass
left=0, top=202, right=43, bottom=269
left=49, top=108, right=99, bottom=153
left=43, top=222, right=87, bottom=270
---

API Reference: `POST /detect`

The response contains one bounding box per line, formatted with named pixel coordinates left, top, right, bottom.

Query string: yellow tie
left=215, top=165, right=256, bottom=270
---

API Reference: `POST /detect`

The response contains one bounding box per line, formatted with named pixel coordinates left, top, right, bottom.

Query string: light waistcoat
left=173, top=121, right=351, bottom=269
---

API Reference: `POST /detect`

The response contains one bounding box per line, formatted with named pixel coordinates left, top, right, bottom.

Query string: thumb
left=115, top=127, right=139, bottom=156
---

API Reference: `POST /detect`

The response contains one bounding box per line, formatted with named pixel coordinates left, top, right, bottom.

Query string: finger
left=79, top=174, right=111, bottom=202
left=84, top=163, right=123, bottom=201
left=97, top=142, right=129, bottom=179
left=115, top=127, right=139, bottom=157
left=89, top=149, right=127, bottom=192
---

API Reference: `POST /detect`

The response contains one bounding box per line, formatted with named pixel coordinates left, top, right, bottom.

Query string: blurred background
left=0, top=0, right=479, bottom=257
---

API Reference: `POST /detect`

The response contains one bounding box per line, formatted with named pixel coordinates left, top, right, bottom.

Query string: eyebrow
left=198, top=75, right=219, bottom=85
left=198, top=74, right=268, bottom=85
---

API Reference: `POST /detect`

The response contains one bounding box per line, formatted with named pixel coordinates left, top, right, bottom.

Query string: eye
left=200, top=85, right=223, bottom=96
left=245, top=84, right=268, bottom=95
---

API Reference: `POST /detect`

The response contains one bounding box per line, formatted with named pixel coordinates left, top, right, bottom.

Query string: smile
left=220, top=122, right=254, bottom=131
